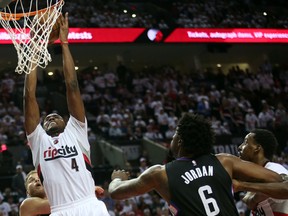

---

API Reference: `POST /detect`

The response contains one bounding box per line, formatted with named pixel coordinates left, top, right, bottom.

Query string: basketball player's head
left=43, top=112, right=65, bottom=136
left=25, top=170, right=46, bottom=198
left=238, top=129, right=277, bottom=162
left=170, top=113, right=214, bottom=158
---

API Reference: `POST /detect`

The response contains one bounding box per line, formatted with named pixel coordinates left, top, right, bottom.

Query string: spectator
left=108, top=122, right=123, bottom=138
left=245, top=108, right=259, bottom=133
left=138, top=157, right=149, bottom=174
left=156, top=108, right=169, bottom=139
left=96, top=111, right=111, bottom=134
left=131, top=127, right=143, bottom=140
left=196, top=97, right=211, bottom=117
left=134, top=116, right=147, bottom=132
left=6, top=196, right=18, bottom=216
left=119, top=199, right=133, bottom=215
left=258, top=101, right=274, bottom=129
left=0, top=193, right=11, bottom=216
left=144, top=125, right=163, bottom=141
left=165, top=124, right=175, bottom=140
left=11, top=165, right=26, bottom=199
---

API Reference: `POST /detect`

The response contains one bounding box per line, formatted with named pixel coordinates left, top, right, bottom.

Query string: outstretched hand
left=59, top=12, right=69, bottom=43
left=111, top=170, right=130, bottom=181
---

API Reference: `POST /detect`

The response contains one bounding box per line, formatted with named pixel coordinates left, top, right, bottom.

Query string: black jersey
left=165, top=154, right=239, bottom=216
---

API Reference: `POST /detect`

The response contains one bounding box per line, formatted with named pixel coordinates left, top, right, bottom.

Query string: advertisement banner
left=165, top=28, right=288, bottom=43
left=1, top=28, right=288, bottom=44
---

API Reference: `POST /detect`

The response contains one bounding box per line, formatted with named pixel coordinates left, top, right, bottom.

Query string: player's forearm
left=61, top=44, right=81, bottom=98
left=23, top=64, right=41, bottom=133
left=61, top=44, right=77, bottom=84
left=23, top=67, right=38, bottom=114
left=240, top=181, right=288, bottom=199
left=108, top=178, right=129, bottom=200
left=24, top=66, right=37, bottom=97
left=61, top=43, right=85, bottom=120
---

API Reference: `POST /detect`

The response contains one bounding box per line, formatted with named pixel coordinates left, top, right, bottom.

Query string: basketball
left=30, top=12, right=61, bottom=44
left=39, top=13, right=61, bottom=44
left=48, top=16, right=60, bottom=44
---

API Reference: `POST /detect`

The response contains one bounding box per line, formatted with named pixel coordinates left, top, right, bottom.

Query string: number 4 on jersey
left=71, top=158, right=79, bottom=171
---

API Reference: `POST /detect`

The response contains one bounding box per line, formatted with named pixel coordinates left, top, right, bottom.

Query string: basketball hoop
left=0, top=0, right=64, bottom=74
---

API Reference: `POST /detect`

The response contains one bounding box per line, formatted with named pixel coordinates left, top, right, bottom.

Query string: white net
left=0, top=0, right=64, bottom=74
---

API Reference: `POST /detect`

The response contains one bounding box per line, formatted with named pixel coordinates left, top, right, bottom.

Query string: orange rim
left=0, top=0, right=63, bottom=21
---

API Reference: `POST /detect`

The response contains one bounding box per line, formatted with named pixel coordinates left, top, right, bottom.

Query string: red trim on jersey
left=83, top=153, right=91, bottom=166
left=37, top=165, right=41, bottom=177
left=37, top=165, right=44, bottom=184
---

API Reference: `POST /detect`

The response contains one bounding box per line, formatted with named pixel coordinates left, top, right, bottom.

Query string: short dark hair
left=251, top=129, right=278, bottom=160
left=177, top=113, right=214, bottom=156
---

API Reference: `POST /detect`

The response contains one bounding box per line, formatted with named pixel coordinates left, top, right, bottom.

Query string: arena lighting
left=48, top=71, right=53, bottom=76
left=1, top=28, right=288, bottom=43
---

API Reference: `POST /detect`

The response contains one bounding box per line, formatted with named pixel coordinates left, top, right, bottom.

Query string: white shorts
left=50, top=195, right=110, bottom=216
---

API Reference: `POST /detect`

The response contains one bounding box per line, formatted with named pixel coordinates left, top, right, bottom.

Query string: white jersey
left=28, top=116, right=97, bottom=208
left=252, top=162, right=288, bottom=216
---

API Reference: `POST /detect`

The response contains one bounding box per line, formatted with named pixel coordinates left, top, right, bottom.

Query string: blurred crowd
left=63, top=0, right=288, bottom=28
left=75, top=61, right=288, bottom=156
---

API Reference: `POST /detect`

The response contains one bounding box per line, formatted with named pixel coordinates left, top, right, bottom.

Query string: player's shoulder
left=146, top=164, right=165, bottom=173
left=141, top=164, right=167, bottom=187
left=216, top=153, right=238, bottom=159
left=20, top=197, right=49, bottom=215
left=215, top=153, right=240, bottom=164
left=21, top=197, right=43, bottom=206
left=20, top=197, right=36, bottom=213
left=141, top=164, right=165, bottom=179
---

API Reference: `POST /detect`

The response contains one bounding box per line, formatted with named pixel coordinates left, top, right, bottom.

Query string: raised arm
left=59, top=12, right=85, bottom=122
left=23, top=62, right=40, bottom=135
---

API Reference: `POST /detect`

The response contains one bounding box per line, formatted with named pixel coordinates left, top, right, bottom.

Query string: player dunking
left=108, top=113, right=283, bottom=216
left=23, top=13, right=109, bottom=216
